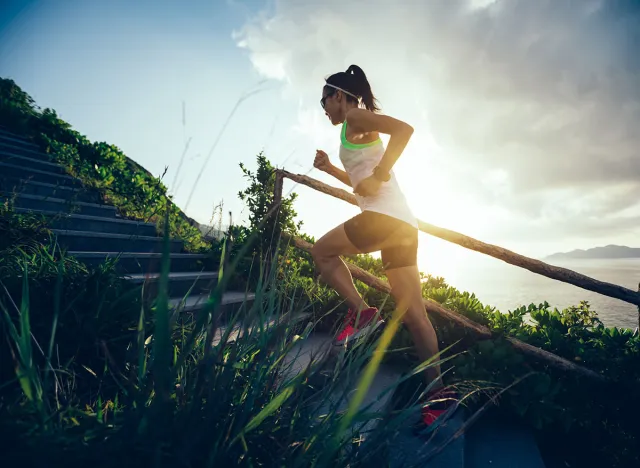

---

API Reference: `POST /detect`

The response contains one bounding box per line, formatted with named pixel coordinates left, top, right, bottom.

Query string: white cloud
left=235, top=0, right=640, bottom=248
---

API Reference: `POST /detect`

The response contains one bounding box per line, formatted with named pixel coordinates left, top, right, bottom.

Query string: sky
left=1, top=0, right=639, bottom=277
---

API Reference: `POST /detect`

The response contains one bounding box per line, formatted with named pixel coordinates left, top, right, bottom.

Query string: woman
left=312, top=65, right=455, bottom=427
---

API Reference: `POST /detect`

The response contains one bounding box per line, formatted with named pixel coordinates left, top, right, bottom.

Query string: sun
left=392, top=149, right=493, bottom=282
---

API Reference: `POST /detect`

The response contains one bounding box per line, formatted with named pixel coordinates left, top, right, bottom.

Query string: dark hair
left=324, top=65, right=381, bottom=113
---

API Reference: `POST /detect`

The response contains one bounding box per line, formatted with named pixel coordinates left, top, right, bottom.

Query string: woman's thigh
left=380, top=224, right=418, bottom=271
left=313, top=223, right=364, bottom=258
left=314, top=211, right=416, bottom=261
left=342, top=211, right=398, bottom=254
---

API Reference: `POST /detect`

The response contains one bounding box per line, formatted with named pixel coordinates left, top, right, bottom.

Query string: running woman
left=312, top=65, right=455, bottom=426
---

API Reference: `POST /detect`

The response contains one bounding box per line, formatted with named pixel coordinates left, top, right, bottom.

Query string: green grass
left=0, top=216, right=461, bottom=467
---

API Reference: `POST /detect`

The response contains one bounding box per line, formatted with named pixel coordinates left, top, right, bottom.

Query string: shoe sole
left=333, top=319, right=385, bottom=347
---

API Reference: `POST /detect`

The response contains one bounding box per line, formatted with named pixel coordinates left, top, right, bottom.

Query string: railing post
left=273, top=169, right=283, bottom=213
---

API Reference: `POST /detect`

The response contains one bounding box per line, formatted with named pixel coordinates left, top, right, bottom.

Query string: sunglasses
left=320, top=89, right=336, bottom=109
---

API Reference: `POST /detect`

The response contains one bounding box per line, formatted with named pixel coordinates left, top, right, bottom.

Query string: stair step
left=68, top=251, right=211, bottom=274
left=2, top=193, right=117, bottom=218
left=126, top=271, right=219, bottom=298
left=13, top=209, right=156, bottom=236
left=169, top=291, right=256, bottom=314
left=0, top=179, right=99, bottom=203
left=0, top=149, right=68, bottom=174
left=281, top=331, right=430, bottom=450
left=126, top=271, right=218, bottom=282
left=0, top=138, right=56, bottom=162
left=389, top=409, right=466, bottom=467
left=53, top=229, right=183, bottom=253
left=465, top=413, right=546, bottom=468
left=0, top=161, right=81, bottom=187
left=0, top=129, right=39, bottom=149
left=212, top=313, right=310, bottom=346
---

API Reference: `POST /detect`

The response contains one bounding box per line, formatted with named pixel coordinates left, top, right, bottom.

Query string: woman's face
left=320, top=87, right=341, bottom=125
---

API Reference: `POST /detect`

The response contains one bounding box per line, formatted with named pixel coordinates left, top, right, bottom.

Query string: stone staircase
left=0, top=126, right=253, bottom=314
left=284, top=331, right=549, bottom=468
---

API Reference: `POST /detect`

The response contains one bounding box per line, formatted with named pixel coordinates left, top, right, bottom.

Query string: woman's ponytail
left=324, top=65, right=381, bottom=113
left=346, top=65, right=380, bottom=113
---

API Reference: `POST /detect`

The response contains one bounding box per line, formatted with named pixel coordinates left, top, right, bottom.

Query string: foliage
left=238, top=152, right=302, bottom=255
left=0, top=224, right=449, bottom=468
left=212, top=152, right=305, bottom=288
left=0, top=77, right=207, bottom=251
left=438, top=294, right=640, bottom=467
left=0, top=204, right=144, bottom=395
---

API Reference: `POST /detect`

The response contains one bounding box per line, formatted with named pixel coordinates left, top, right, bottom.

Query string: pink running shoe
left=333, top=307, right=383, bottom=346
left=419, top=387, right=460, bottom=427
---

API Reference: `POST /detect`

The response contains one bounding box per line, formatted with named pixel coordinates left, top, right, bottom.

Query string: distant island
left=546, top=245, right=640, bottom=260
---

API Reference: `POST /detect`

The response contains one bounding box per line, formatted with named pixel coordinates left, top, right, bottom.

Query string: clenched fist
left=314, top=150, right=332, bottom=173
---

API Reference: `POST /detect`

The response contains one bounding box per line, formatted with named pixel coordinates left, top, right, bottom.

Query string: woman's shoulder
left=345, top=108, right=381, bottom=140
left=345, top=107, right=376, bottom=126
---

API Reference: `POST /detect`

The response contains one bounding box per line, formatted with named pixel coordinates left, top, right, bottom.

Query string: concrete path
left=281, top=330, right=467, bottom=467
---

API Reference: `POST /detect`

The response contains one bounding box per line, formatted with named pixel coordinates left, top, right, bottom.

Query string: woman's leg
left=311, top=223, right=369, bottom=312
left=385, top=265, right=443, bottom=390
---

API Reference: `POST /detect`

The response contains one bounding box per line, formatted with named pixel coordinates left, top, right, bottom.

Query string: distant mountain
left=196, top=223, right=226, bottom=240
left=546, top=245, right=640, bottom=260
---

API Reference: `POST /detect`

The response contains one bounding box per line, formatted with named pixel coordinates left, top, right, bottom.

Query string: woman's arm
left=326, top=164, right=352, bottom=187
left=346, top=108, right=414, bottom=175
left=314, top=150, right=352, bottom=187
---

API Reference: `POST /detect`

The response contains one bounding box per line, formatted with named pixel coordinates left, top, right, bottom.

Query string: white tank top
left=338, top=120, right=418, bottom=228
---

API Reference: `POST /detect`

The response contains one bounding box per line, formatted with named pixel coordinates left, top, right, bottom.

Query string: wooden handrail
left=278, top=169, right=640, bottom=308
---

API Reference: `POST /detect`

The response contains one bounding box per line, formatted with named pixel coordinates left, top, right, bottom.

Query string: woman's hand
left=354, top=175, right=382, bottom=197
left=314, top=150, right=333, bottom=173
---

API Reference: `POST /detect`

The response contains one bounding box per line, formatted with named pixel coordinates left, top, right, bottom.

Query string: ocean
left=419, top=249, right=639, bottom=330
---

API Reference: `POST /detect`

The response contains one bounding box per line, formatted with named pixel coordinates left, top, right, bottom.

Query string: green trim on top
left=341, top=121, right=382, bottom=150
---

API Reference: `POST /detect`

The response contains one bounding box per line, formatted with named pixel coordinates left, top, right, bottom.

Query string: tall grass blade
left=43, top=252, right=63, bottom=398
left=152, top=211, right=172, bottom=409
left=19, top=261, right=32, bottom=374
left=0, top=299, right=32, bottom=401
left=233, top=385, right=295, bottom=445
left=336, top=307, right=404, bottom=440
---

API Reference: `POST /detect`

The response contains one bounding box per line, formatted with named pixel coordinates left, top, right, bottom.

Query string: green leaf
left=234, top=385, right=294, bottom=442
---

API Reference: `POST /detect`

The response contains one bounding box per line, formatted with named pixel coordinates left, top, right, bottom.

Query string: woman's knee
left=392, top=297, right=428, bottom=327
left=311, top=242, right=333, bottom=264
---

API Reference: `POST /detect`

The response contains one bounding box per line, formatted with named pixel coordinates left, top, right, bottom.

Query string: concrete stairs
left=0, top=126, right=253, bottom=314
left=282, top=330, right=547, bottom=468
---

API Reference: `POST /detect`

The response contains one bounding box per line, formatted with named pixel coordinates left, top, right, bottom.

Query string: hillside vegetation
left=0, top=78, right=206, bottom=251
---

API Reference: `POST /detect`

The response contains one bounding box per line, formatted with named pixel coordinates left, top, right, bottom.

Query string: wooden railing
left=277, top=170, right=640, bottom=308
left=272, top=169, right=640, bottom=382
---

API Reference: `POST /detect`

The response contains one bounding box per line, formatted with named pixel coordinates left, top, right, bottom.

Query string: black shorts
left=344, top=211, right=418, bottom=270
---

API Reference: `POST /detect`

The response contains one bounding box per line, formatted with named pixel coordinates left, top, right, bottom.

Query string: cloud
left=235, top=0, right=640, bottom=244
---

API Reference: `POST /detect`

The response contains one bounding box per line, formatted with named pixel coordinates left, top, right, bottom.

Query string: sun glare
left=391, top=144, right=495, bottom=281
